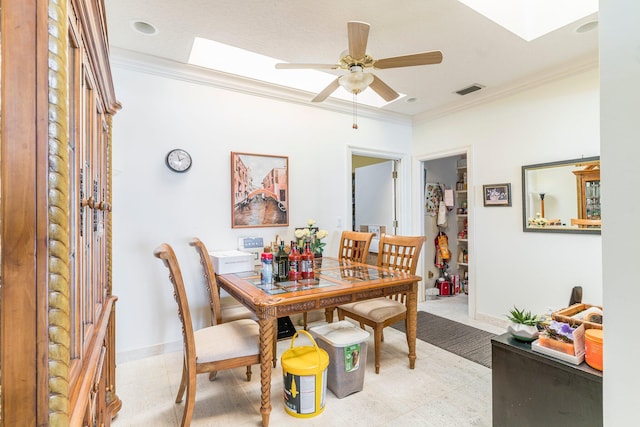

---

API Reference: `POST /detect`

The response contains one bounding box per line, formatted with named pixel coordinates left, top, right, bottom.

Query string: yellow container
left=585, top=329, right=603, bottom=371
left=281, top=330, right=329, bottom=418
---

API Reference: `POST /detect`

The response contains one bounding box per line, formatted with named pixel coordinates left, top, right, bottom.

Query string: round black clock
left=165, top=148, right=192, bottom=173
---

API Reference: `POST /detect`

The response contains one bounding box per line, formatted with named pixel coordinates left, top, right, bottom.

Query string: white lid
left=309, top=320, right=370, bottom=346
left=209, top=250, right=252, bottom=258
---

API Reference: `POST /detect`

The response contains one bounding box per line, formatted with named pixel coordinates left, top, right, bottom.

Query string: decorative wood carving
left=320, top=295, right=354, bottom=306
left=45, top=0, right=120, bottom=425
left=354, top=289, right=385, bottom=300
left=48, top=0, right=72, bottom=424
left=276, top=301, right=318, bottom=316
left=385, top=284, right=412, bottom=295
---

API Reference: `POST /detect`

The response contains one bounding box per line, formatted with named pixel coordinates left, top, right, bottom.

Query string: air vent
left=456, top=84, right=484, bottom=96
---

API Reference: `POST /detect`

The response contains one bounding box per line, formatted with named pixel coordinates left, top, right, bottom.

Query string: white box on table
left=209, top=250, right=254, bottom=274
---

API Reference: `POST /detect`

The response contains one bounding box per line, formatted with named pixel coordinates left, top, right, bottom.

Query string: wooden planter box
left=552, top=303, right=603, bottom=330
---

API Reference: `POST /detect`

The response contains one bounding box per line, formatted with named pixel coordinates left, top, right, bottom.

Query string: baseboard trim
left=116, top=340, right=182, bottom=364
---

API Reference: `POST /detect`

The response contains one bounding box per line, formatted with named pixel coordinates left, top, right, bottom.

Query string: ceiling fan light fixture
left=339, top=68, right=374, bottom=94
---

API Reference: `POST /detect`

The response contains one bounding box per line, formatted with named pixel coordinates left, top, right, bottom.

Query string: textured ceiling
left=104, top=0, right=598, bottom=118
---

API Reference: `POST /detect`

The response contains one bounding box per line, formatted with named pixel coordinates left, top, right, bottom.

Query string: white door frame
left=413, top=145, right=476, bottom=319
left=347, top=145, right=422, bottom=295
left=347, top=145, right=410, bottom=235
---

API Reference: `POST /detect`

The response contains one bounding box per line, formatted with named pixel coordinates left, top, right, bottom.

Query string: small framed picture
left=483, top=183, right=511, bottom=207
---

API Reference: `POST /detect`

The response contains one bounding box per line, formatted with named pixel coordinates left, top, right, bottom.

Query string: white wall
left=600, top=1, right=640, bottom=424
left=111, top=60, right=412, bottom=359
left=412, top=67, right=602, bottom=321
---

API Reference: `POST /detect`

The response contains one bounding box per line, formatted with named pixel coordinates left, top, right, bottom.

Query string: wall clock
left=165, top=148, right=192, bottom=173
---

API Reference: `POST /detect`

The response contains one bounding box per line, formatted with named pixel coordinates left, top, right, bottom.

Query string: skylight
left=457, top=0, right=598, bottom=41
left=188, top=37, right=397, bottom=108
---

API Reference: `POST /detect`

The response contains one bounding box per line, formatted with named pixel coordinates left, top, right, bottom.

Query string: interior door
left=354, top=160, right=395, bottom=234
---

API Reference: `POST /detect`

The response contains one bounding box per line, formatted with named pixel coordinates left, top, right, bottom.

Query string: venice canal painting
left=231, top=152, right=289, bottom=228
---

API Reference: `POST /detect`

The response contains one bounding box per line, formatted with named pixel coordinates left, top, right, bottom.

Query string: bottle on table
left=261, top=252, right=273, bottom=286
left=301, top=241, right=314, bottom=279
left=275, top=241, right=289, bottom=282
left=288, top=241, right=301, bottom=281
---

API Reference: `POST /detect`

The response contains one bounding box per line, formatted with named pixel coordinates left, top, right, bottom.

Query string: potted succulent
left=506, top=306, right=541, bottom=341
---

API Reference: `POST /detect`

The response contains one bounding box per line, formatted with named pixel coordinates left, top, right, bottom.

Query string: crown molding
left=412, top=55, right=599, bottom=125
left=109, top=48, right=412, bottom=126
left=110, top=48, right=597, bottom=128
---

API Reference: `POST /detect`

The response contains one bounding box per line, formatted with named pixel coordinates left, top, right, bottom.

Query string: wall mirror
left=522, top=156, right=600, bottom=234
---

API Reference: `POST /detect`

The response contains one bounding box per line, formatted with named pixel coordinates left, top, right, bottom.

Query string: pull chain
left=352, top=92, right=359, bottom=129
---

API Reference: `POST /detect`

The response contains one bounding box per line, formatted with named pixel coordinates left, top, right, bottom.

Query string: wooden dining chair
left=337, top=233, right=425, bottom=374
left=338, top=230, right=374, bottom=262
left=190, top=237, right=256, bottom=325
left=154, top=243, right=260, bottom=427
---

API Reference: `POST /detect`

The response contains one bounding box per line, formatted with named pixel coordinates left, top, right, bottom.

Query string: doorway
left=349, top=148, right=408, bottom=268
left=417, top=147, right=474, bottom=319
left=352, top=155, right=397, bottom=234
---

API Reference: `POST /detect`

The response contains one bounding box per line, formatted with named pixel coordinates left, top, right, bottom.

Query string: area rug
left=391, top=311, right=496, bottom=368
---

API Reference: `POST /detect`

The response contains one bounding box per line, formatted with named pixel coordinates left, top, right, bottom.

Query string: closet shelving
left=455, top=156, right=469, bottom=293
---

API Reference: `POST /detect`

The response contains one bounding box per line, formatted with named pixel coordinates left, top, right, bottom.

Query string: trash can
left=281, top=330, right=329, bottom=418
left=309, top=320, right=369, bottom=398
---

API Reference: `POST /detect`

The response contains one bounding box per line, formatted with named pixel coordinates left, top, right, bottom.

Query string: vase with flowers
left=527, top=213, right=548, bottom=227
left=295, top=219, right=328, bottom=258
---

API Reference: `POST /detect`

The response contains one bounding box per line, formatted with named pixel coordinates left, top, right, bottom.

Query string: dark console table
left=492, top=332, right=602, bottom=427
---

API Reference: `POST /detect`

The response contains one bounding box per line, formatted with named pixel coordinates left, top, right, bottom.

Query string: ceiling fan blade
left=348, top=21, right=370, bottom=60
left=369, top=75, right=400, bottom=102
left=312, top=78, right=341, bottom=102
left=374, top=51, right=443, bottom=69
left=276, top=63, right=340, bottom=70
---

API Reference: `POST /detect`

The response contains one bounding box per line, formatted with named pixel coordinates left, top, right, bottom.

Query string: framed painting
left=231, top=152, right=289, bottom=228
left=483, top=183, right=511, bottom=207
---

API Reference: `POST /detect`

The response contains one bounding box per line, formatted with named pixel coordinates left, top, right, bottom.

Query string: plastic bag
left=437, top=201, right=448, bottom=227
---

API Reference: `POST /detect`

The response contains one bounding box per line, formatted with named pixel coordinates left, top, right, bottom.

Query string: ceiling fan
left=275, top=21, right=443, bottom=103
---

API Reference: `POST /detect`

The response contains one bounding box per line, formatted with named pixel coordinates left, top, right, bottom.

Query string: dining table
left=215, top=256, right=422, bottom=427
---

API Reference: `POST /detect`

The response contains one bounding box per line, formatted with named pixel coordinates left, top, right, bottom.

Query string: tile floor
left=112, top=295, right=506, bottom=427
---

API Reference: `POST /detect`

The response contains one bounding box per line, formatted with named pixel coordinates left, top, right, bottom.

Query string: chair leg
left=303, top=312, right=308, bottom=330
left=374, top=326, right=383, bottom=374
left=245, top=365, right=252, bottom=381
left=208, top=371, right=218, bottom=381
left=175, top=358, right=188, bottom=403
left=337, top=309, right=345, bottom=321
left=180, top=372, right=196, bottom=427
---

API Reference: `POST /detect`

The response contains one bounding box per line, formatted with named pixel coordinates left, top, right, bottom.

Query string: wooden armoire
left=1, top=0, right=121, bottom=425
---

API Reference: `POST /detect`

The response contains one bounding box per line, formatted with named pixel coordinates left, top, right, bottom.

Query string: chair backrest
left=189, top=237, right=223, bottom=326
left=338, top=231, right=374, bottom=263
left=377, top=234, right=426, bottom=275
left=154, top=243, right=196, bottom=363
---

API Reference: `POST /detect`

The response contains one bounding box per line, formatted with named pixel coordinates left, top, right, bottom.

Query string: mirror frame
left=521, top=156, right=600, bottom=235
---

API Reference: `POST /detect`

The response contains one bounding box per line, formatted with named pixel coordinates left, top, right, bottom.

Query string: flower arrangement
left=537, top=320, right=582, bottom=355
left=542, top=320, right=577, bottom=343
left=294, top=219, right=328, bottom=255
left=527, top=212, right=548, bottom=227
